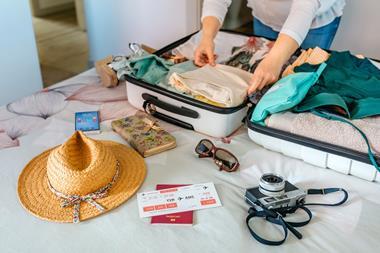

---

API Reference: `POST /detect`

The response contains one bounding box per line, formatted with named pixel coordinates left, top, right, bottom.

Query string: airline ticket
left=137, top=182, right=222, bottom=218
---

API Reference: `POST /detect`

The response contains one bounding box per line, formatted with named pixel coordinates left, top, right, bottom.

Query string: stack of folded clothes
left=282, top=47, right=330, bottom=77
left=168, top=64, right=251, bottom=107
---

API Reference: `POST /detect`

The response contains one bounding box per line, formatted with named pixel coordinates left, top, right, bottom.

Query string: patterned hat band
left=47, top=160, right=120, bottom=223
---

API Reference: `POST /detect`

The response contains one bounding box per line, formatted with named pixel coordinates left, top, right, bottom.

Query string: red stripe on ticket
left=143, top=206, right=155, bottom=212
left=200, top=199, right=216, bottom=206
left=166, top=203, right=178, bottom=209
left=155, top=204, right=167, bottom=210
left=159, top=188, right=178, bottom=194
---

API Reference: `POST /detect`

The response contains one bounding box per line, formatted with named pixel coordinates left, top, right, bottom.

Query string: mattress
left=0, top=68, right=379, bottom=252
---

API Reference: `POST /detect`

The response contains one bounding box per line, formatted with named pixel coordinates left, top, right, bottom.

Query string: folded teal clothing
left=250, top=63, right=327, bottom=124
left=110, top=53, right=197, bottom=87
left=294, top=92, right=351, bottom=118
left=111, top=53, right=174, bottom=84
left=131, top=55, right=173, bottom=84
left=293, top=51, right=380, bottom=119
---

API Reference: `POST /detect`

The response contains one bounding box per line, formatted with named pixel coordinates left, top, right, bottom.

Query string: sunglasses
left=195, top=139, right=239, bottom=172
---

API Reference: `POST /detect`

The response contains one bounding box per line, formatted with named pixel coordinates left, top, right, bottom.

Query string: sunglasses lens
left=196, top=140, right=213, bottom=155
left=215, top=149, right=238, bottom=171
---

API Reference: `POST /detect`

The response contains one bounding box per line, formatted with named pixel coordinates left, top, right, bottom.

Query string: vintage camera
left=245, top=173, right=307, bottom=210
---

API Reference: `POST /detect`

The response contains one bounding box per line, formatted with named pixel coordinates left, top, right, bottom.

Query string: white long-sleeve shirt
left=202, top=0, right=346, bottom=46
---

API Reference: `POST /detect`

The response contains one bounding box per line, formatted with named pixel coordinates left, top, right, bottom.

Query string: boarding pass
left=137, top=182, right=222, bottom=218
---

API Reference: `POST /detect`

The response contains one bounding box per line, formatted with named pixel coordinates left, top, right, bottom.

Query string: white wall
left=84, top=0, right=201, bottom=63
left=0, top=0, right=42, bottom=105
left=332, top=0, right=380, bottom=59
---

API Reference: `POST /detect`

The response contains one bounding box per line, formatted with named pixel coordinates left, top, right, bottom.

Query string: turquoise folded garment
left=119, top=54, right=173, bottom=84
left=110, top=53, right=197, bottom=86
left=251, top=63, right=326, bottom=125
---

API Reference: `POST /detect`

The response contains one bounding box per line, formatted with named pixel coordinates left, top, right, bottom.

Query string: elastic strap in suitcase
left=312, top=109, right=380, bottom=172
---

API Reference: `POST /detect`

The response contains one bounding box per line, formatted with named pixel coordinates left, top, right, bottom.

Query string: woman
left=195, top=0, right=345, bottom=94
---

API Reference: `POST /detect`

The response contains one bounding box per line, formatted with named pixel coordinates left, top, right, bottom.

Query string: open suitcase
left=125, top=30, right=380, bottom=181
left=246, top=58, right=380, bottom=182
left=125, top=31, right=249, bottom=138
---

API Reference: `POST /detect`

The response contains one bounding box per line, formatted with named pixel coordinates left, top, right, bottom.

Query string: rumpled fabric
left=222, top=37, right=273, bottom=73
left=293, top=51, right=380, bottom=119
left=282, top=47, right=330, bottom=77
left=109, top=53, right=174, bottom=84
left=173, top=31, right=248, bottom=63
left=169, top=64, right=252, bottom=107
left=223, top=36, right=299, bottom=76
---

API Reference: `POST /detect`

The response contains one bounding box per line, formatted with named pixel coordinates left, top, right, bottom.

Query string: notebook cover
left=111, top=115, right=176, bottom=157
left=151, top=184, right=193, bottom=225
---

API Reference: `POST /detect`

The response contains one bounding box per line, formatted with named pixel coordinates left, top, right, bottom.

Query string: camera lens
left=259, top=173, right=285, bottom=197
left=262, top=174, right=283, bottom=184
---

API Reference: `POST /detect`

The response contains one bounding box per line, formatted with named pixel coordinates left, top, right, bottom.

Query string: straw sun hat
left=18, top=131, right=146, bottom=223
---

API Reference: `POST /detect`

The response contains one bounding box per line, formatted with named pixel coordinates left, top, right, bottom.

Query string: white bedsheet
left=1, top=70, right=380, bottom=253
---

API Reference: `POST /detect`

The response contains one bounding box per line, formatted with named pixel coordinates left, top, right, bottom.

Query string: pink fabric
left=67, top=84, right=127, bottom=104
left=99, top=101, right=137, bottom=122
left=0, top=130, right=19, bottom=149
left=0, top=116, right=46, bottom=140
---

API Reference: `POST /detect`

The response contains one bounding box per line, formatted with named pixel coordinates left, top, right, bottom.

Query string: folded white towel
left=267, top=112, right=380, bottom=155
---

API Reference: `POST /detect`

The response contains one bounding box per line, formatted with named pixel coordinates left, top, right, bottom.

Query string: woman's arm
left=248, top=0, right=320, bottom=94
left=194, top=16, right=220, bottom=66
left=247, top=33, right=299, bottom=94
left=194, top=0, right=232, bottom=66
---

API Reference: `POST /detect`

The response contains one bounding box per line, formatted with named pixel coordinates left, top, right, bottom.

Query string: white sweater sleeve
left=201, top=0, right=232, bottom=25
left=317, top=0, right=341, bottom=14
left=280, top=0, right=320, bottom=46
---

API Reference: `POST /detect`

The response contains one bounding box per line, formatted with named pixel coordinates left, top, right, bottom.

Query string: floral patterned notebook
left=111, top=114, right=176, bottom=157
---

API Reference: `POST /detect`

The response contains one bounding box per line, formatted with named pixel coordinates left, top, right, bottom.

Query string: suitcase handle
left=143, top=108, right=195, bottom=130
left=142, top=93, right=199, bottom=119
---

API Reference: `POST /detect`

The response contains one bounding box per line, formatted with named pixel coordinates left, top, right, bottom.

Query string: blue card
left=75, top=111, right=100, bottom=132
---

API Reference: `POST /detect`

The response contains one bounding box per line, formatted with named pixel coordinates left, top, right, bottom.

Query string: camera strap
left=246, top=187, right=348, bottom=246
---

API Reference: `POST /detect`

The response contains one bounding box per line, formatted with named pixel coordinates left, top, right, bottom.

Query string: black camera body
left=245, top=174, right=306, bottom=210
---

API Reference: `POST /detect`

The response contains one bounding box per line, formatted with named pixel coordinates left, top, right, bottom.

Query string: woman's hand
left=247, top=55, right=282, bottom=94
left=194, top=38, right=216, bottom=67
left=247, top=33, right=299, bottom=95
left=194, top=16, right=221, bottom=67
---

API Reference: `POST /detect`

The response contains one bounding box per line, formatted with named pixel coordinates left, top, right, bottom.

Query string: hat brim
left=18, top=140, right=146, bottom=223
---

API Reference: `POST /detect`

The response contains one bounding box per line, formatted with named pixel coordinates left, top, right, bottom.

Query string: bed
left=0, top=68, right=379, bottom=253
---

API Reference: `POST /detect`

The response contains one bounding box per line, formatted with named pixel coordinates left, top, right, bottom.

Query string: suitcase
left=125, top=31, right=249, bottom=138
left=247, top=53, right=380, bottom=182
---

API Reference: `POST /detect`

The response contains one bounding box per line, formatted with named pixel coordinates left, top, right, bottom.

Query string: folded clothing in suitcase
left=124, top=31, right=273, bottom=138
left=247, top=49, right=380, bottom=181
